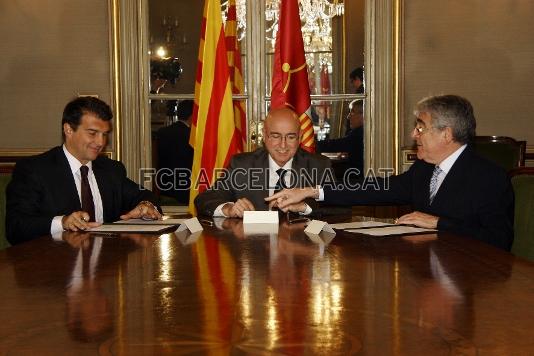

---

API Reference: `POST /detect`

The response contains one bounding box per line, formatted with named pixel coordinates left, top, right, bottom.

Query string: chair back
left=0, top=174, right=12, bottom=250
left=510, top=168, right=534, bottom=261
left=474, top=136, right=526, bottom=171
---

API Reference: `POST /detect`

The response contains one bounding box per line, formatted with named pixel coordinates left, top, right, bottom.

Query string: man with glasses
left=195, top=107, right=334, bottom=218
left=267, top=95, right=514, bottom=251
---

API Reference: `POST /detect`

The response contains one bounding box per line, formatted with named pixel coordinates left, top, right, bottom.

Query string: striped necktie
left=429, top=165, right=443, bottom=204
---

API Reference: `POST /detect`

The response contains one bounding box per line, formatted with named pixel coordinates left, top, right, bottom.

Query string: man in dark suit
left=155, top=100, right=194, bottom=204
left=6, top=97, right=161, bottom=245
left=317, top=99, right=364, bottom=175
left=267, top=95, right=514, bottom=250
left=195, top=107, right=334, bottom=218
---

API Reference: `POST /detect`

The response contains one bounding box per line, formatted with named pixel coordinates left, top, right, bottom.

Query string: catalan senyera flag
left=225, top=0, right=247, bottom=152
left=271, top=0, right=315, bottom=152
left=189, top=0, right=241, bottom=213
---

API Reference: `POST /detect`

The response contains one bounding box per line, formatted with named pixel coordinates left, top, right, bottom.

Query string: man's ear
left=63, top=123, right=73, bottom=137
left=443, top=127, right=454, bottom=143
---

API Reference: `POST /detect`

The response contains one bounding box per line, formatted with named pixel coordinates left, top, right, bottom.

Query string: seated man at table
left=6, top=97, right=161, bottom=245
left=194, top=107, right=335, bottom=218
left=267, top=95, right=514, bottom=251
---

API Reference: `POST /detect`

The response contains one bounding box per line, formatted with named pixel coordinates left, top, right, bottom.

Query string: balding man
left=194, top=107, right=334, bottom=218
left=268, top=95, right=514, bottom=250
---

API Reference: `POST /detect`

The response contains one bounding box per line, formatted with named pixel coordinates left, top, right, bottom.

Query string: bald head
left=263, top=107, right=302, bottom=166
left=264, top=107, right=300, bottom=131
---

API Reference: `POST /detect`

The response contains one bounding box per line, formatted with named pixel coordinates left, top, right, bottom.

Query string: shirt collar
left=62, top=144, right=93, bottom=175
left=437, top=144, right=467, bottom=174
left=268, top=155, right=293, bottom=171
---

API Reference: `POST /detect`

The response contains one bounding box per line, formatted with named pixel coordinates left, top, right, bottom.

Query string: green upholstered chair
left=474, top=136, right=526, bottom=171
left=510, top=168, right=534, bottom=262
left=0, top=174, right=12, bottom=250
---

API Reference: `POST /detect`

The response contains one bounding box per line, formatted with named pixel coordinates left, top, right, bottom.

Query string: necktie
left=274, top=168, right=286, bottom=193
left=80, top=165, right=96, bottom=222
left=429, top=165, right=443, bottom=204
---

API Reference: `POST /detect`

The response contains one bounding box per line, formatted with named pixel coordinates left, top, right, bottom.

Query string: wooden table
left=1, top=216, right=534, bottom=354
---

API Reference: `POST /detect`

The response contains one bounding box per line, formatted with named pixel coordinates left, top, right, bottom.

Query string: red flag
left=271, top=0, right=315, bottom=152
left=189, top=0, right=241, bottom=214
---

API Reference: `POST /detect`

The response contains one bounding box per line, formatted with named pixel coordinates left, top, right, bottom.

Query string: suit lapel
left=431, top=148, right=470, bottom=206
left=53, top=147, right=82, bottom=212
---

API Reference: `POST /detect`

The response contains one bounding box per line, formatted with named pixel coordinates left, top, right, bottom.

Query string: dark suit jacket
left=324, top=146, right=514, bottom=250
left=195, top=148, right=335, bottom=216
left=156, top=121, right=193, bottom=203
left=6, top=146, right=158, bottom=245
left=317, top=126, right=363, bottom=174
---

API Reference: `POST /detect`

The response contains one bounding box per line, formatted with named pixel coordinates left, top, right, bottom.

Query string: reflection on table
left=1, top=215, right=534, bottom=354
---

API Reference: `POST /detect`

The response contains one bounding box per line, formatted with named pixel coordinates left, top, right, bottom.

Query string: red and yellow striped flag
left=225, top=0, right=247, bottom=152
left=189, top=0, right=241, bottom=213
left=270, top=0, right=315, bottom=152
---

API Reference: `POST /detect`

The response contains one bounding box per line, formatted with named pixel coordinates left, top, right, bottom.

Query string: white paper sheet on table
left=346, top=225, right=436, bottom=236
left=113, top=218, right=186, bottom=225
left=330, top=221, right=394, bottom=229
left=89, top=224, right=175, bottom=233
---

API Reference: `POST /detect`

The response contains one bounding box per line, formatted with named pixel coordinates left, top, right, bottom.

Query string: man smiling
left=6, top=97, right=161, bottom=245
left=267, top=95, right=514, bottom=250
left=195, top=107, right=333, bottom=218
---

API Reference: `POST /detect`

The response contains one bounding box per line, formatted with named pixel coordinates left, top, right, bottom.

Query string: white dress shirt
left=50, top=145, right=105, bottom=234
left=213, top=156, right=312, bottom=216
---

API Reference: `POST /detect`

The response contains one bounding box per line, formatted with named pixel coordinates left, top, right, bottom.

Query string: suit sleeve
left=6, top=160, right=56, bottom=245
left=437, top=171, right=514, bottom=251
left=322, top=165, right=415, bottom=206
left=317, top=135, right=353, bottom=153
left=194, top=158, right=239, bottom=216
left=117, top=162, right=160, bottom=214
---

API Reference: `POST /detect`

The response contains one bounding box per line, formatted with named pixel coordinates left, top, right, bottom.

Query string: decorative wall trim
left=402, top=145, right=534, bottom=169
left=0, top=150, right=114, bottom=174
left=365, top=0, right=401, bottom=173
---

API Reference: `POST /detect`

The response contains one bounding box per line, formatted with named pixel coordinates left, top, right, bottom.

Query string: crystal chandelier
left=222, top=0, right=344, bottom=52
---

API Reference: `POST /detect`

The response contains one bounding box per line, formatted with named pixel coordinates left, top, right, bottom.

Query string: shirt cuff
left=317, top=186, right=324, bottom=201
left=51, top=215, right=64, bottom=240
left=213, top=203, right=232, bottom=217
left=299, top=203, right=312, bottom=215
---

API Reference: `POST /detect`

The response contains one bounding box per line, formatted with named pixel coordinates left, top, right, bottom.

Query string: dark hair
left=62, top=97, right=113, bottom=140
left=349, top=67, right=364, bottom=81
left=176, top=100, right=194, bottom=121
left=414, top=94, right=476, bottom=144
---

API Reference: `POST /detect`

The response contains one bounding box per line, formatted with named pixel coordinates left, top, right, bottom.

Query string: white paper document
left=330, top=221, right=394, bottom=229
left=346, top=225, right=436, bottom=236
left=243, top=211, right=279, bottom=224
left=114, top=217, right=187, bottom=225
left=89, top=224, right=175, bottom=233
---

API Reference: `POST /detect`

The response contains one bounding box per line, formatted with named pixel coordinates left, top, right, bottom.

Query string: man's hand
left=396, top=211, right=439, bottom=229
left=265, top=187, right=316, bottom=210
left=222, top=198, right=255, bottom=218
left=268, top=199, right=307, bottom=213
left=62, top=211, right=101, bottom=231
left=120, top=201, right=162, bottom=221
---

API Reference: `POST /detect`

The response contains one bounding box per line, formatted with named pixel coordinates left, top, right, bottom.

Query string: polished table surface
left=1, top=215, right=534, bottom=355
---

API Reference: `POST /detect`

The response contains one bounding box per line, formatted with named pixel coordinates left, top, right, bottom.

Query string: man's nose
left=95, top=134, right=106, bottom=146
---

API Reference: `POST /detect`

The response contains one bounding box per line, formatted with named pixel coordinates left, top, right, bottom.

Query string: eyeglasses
left=267, top=133, right=299, bottom=143
left=413, top=124, right=433, bottom=135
